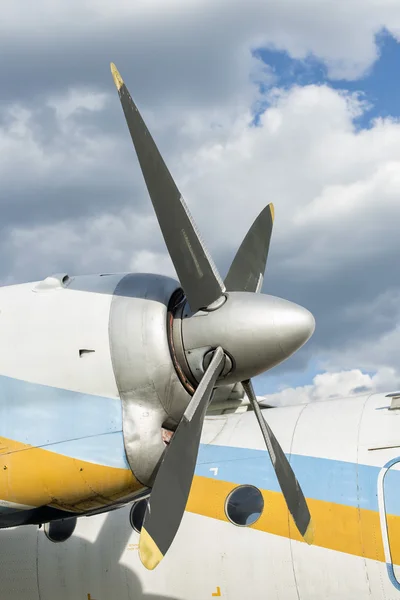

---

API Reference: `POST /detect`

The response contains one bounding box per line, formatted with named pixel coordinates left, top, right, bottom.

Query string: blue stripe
left=0, top=374, right=131, bottom=469
left=196, top=444, right=400, bottom=517
left=42, top=431, right=130, bottom=469
left=381, top=458, right=400, bottom=520
left=0, top=375, right=122, bottom=447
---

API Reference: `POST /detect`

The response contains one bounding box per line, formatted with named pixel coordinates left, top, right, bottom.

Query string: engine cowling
left=0, top=272, right=190, bottom=524
left=107, top=273, right=191, bottom=486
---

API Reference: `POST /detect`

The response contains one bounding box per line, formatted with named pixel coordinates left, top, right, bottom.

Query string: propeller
left=211, top=203, right=274, bottom=409
left=139, top=347, right=225, bottom=569
left=111, top=63, right=315, bottom=570
left=224, top=202, right=274, bottom=293
left=110, top=64, right=224, bottom=313
left=242, top=379, right=313, bottom=543
left=224, top=203, right=312, bottom=541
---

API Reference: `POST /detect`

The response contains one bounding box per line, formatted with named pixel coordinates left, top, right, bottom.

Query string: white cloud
left=0, top=91, right=119, bottom=186
left=5, top=209, right=174, bottom=283
left=327, top=320, right=400, bottom=377
left=47, top=89, right=109, bottom=120
left=258, top=367, right=400, bottom=407
left=2, top=77, right=400, bottom=286
left=2, top=0, right=400, bottom=82
left=172, top=84, right=400, bottom=281
left=3, top=80, right=400, bottom=315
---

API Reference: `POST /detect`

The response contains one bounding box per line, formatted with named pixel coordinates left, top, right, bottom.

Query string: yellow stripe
left=387, top=514, right=400, bottom=563
left=187, top=476, right=400, bottom=565
left=0, top=436, right=142, bottom=512
left=3, top=435, right=400, bottom=569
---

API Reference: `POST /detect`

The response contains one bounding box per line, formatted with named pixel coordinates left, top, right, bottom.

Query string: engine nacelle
left=107, top=273, right=191, bottom=485
left=0, top=272, right=190, bottom=525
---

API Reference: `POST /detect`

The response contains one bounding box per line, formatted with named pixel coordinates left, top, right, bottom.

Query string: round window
left=44, top=517, right=77, bottom=543
left=130, top=498, right=148, bottom=533
left=225, top=485, right=264, bottom=526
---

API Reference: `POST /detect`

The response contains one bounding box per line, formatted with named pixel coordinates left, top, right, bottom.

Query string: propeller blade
left=139, top=346, right=225, bottom=570
left=111, top=63, right=225, bottom=312
left=242, top=379, right=313, bottom=544
left=224, top=203, right=274, bottom=293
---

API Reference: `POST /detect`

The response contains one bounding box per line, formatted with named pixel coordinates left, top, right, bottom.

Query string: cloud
left=325, top=290, right=400, bottom=376
left=3, top=209, right=173, bottom=284
left=175, top=84, right=400, bottom=343
left=2, top=0, right=400, bottom=91
left=0, top=87, right=154, bottom=240
left=2, top=0, right=400, bottom=117
left=258, top=366, right=400, bottom=407
left=47, top=89, right=109, bottom=120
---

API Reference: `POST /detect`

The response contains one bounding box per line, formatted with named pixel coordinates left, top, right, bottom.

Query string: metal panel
left=0, top=274, right=122, bottom=398
left=0, top=525, right=40, bottom=600
left=358, top=392, right=400, bottom=598
left=291, top=395, right=371, bottom=600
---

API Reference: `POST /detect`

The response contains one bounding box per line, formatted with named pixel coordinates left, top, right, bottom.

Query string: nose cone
left=273, top=297, right=315, bottom=358
left=181, top=292, right=315, bottom=385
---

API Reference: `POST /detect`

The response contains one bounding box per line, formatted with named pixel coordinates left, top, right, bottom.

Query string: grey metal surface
left=208, top=383, right=246, bottom=415
left=170, top=296, right=197, bottom=392
left=211, top=383, right=244, bottom=404
left=242, top=380, right=312, bottom=540
left=140, top=347, right=225, bottom=560
left=390, top=397, right=400, bottom=410
left=108, top=273, right=192, bottom=486
left=224, top=203, right=274, bottom=293
left=182, top=292, right=315, bottom=385
left=112, top=64, right=225, bottom=313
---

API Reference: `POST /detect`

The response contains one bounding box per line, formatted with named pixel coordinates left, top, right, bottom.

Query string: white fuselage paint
left=1, top=391, right=400, bottom=600
left=0, top=276, right=120, bottom=398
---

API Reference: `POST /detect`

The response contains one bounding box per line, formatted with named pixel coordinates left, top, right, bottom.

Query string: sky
left=2, top=0, right=400, bottom=405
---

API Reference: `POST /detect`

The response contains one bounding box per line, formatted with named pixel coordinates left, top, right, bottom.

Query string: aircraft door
left=378, top=458, right=400, bottom=589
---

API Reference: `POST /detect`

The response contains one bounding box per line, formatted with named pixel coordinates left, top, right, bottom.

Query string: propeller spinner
left=111, top=63, right=315, bottom=570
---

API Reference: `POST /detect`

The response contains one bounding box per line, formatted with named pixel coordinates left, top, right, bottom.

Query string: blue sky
left=254, top=29, right=400, bottom=129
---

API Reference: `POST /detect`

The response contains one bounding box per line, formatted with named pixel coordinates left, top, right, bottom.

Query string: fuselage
left=1, top=391, right=400, bottom=600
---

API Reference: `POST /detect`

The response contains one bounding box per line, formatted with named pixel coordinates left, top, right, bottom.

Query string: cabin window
left=44, top=517, right=77, bottom=543
left=130, top=498, right=148, bottom=533
left=225, top=485, right=264, bottom=526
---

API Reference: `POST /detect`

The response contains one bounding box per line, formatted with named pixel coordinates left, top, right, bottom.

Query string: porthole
left=225, top=485, right=264, bottom=526
left=44, top=517, right=77, bottom=543
left=130, top=498, right=148, bottom=533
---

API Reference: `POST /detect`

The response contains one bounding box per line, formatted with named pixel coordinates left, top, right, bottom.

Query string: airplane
left=0, top=63, right=399, bottom=600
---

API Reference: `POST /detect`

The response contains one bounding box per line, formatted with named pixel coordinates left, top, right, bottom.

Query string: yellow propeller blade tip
left=110, top=62, right=124, bottom=91
left=139, top=527, right=164, bottom=570
left=303, top=519, right=314, bottom=545
left=269, top=203, right=275, bottom=222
